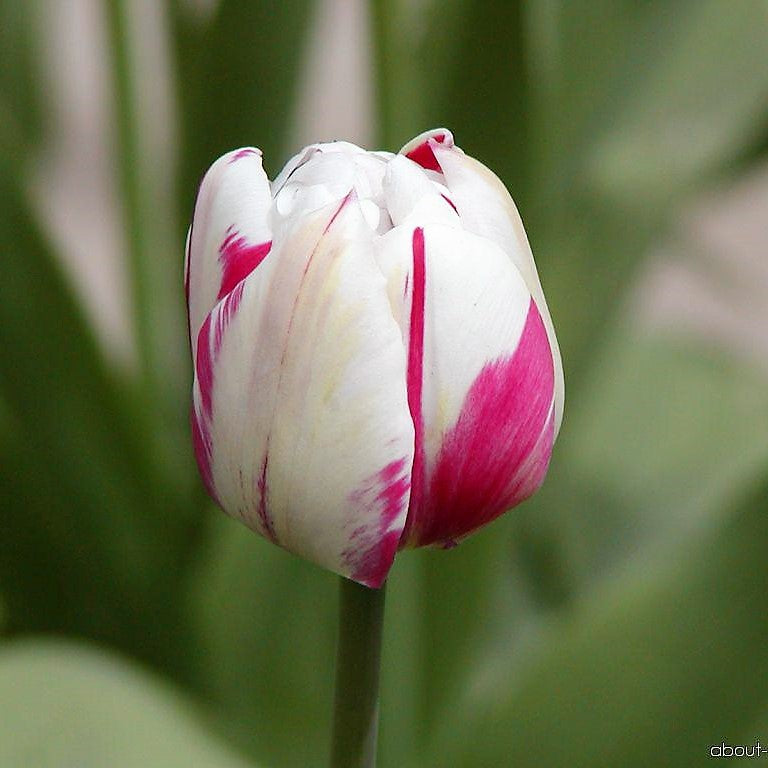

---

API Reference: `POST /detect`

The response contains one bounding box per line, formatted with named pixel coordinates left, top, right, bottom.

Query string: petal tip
left=227, top=147, right=263, bottom=164
left=400, top=128, right=455, bottom=171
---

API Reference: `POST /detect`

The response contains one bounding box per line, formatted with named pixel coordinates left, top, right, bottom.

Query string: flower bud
left=186, top=129, right=564, bottom=587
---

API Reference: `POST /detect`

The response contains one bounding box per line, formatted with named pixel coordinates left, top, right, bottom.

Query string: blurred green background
left=2, top=1, right=768, bottom=766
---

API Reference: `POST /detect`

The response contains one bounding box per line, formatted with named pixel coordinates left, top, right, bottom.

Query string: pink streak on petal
left=441, top=193, right=458, bottom=214
left=192, top=314, right=218, bottom=504
left=212, top=280, right=245, bottom=355
left=218, top=230, right=271, bottom=299
left=229, top=148, right=259, bottom=163
left=191, top=405, right=216, bottom=502
left=374, top=458, right=412, bottom=530
left=344, top=458, right=411, bottom=588
left=324, top=189, right=355, bottom=234
left=400, top=228, right=427, bottom=545
left=184, top=237, right=191, bottom=310
left=196, top=313, right=214, bottom=418
left=257, top=455, right=277, bottom=543
left=410, top=297, right=555, bottom=547
left=192, top=282, right=249, bottom=506
left=405, top=133, right=450, bottom=172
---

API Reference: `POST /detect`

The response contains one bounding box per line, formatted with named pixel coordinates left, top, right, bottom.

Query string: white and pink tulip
left=185, top=129, right=564, bottom=588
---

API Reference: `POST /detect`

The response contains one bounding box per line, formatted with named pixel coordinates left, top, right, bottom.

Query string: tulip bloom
left=186, top=129, right=564, bottom=588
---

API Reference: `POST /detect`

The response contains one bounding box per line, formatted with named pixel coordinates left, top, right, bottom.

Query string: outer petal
left=374, top=223, right=555, bottom=548
left=399, top=130, right=564, bottom=435
left=193, top=195, right=414, bottom=587
left=186, top=147, right=273, bottom=350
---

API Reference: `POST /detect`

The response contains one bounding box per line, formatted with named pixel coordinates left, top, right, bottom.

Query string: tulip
left=185, top=128, right=564, bottom=588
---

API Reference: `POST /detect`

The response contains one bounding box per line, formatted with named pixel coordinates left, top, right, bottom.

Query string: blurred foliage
left=0, top=0, right=40, bottom=156
left=421, top=476, right=768, bottom=768
left=0, top=640, right=253, bottom=767
left=171, top=0, right=314, bottom=186
left=0, top=178, right=191, bottom=671
left=1, top=0, right=767, bottom=767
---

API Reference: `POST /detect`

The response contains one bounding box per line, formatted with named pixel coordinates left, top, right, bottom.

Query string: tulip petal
left=383, top=154, right=460, bottom=227
left=271, top=144, right=392, bottom=240
left=400, top=128, right=455, bottom=172
left=374, top=223, right=555, bottom=548
left=429, top=142, right=565, bottom=434
left=416, top=298, right=555, bottom=546
left=194, top=194, right=414, bottom=587
left=186, top=148, right=273, bottom=349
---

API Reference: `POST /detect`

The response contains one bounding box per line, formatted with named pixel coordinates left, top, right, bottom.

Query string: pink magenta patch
left=218, top=229, right=271, bottom=299
left=409, top=298, right=555, bottom=547
left=195, top=314, right=214, bottom=418
left=191, top=406, right=216, bottom=502
left=344, top=458, right=411, bottom=587
left=399, top=228, right=427, bottom=545
left=405, top=133, right=450, bottom=172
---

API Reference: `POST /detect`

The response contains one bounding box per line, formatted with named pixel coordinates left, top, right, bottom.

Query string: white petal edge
left=187, top=147, right=272, bottom=352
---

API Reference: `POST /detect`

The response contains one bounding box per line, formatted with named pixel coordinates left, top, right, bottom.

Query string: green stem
left=330, top=578, right=387, bottom=768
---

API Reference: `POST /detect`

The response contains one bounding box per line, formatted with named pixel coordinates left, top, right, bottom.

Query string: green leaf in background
left=188, top=517, right=512, bottom=768
left=103, top=0, right=188, bottom=412
left=530, top=0, right=768, bottom=376
left=499, top=331, right=768, bottom=608
left=0, top=162, right=195, bottom=674
left=0, top=640, right=254, bottom=768
left=411, top=302, right=768, bottom=766
left=188, top=517, right=337, bottom=768
left=172, top=0, right=315, bottom=190
left=0, top=0, right=41, bottom=158
left=378, top=553, right=423, bottom=768
left=587, top=0, right=768, bottom=208
left=429, top=1, right=530, bottom=208
left=370, top=0, right=530, bottom=193
left=566, top=334, right=768, bottom=555
left=420, top=475, right=768, bottom=768
left=509, top=325, right=768, bottom=606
